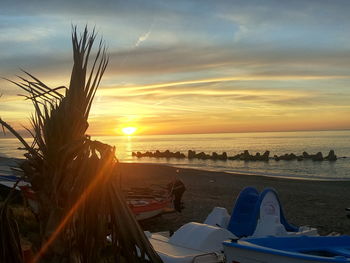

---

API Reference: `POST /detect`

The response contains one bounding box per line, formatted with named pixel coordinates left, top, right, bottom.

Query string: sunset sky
left=1, top=0, right=350, bottom=136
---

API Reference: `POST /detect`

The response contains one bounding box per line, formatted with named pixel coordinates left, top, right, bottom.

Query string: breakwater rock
left=132, top=149, right=338, bottom=162
left=274, top=150, right=337, bottom=162
left=228, top=150, right=270, bottom=161
left=188, top=150, right=228, bottom=160
left=132, top=150, right=185, bottom=159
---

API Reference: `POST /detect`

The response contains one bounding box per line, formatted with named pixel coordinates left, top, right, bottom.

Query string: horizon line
left=2, top=128, right=349, bottom=140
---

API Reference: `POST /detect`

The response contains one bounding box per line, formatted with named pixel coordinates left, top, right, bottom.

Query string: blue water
left=1, top=130, right=350, bottom=180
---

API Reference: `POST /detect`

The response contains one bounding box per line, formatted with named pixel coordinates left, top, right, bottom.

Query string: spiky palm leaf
left=11, top=27, right=108, bottom=243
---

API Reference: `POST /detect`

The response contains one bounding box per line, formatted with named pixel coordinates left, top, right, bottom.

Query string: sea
left=1, top=130, right=349, bottom=180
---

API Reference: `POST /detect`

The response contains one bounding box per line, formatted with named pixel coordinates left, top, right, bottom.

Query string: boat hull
left=223, top=236, right=350, bottom=263
left=224, top=246, right=347, bottom=263
left=130, top=198, right=172, bottom=221
left=0, top=176, right=173, bottom=221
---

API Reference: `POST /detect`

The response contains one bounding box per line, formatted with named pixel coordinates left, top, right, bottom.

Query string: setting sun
left=122, top=127, right=137, bottom=135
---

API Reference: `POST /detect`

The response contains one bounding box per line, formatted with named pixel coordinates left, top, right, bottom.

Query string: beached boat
left=223, top=236, right=350, bottom=263
left=129, top=198, right=172, bottom=221
left=125, top=187, right=174, bottom=220
left=147, top=186, right=318, bottom=263
left=0, top=174, right=174, bottom=221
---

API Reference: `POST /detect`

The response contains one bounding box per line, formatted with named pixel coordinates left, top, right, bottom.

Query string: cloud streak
left=134, top=19, right=155, bottom=47
left=1, top=1, right=350, bottom=134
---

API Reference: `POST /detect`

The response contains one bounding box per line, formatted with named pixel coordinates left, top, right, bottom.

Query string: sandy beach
left=119, top=162, right=350, bottom=236
left=1, top=160, right=349, bottom=236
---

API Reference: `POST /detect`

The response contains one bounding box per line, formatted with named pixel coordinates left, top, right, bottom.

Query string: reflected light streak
left=31, top=154, right=115, bottom=263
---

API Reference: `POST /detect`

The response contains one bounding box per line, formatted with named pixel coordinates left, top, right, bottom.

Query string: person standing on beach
left=168, top=178, right=186, bottom=212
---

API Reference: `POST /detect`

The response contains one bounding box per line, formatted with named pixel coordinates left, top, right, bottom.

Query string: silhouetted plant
left=0, top=26, right=163, bottom=263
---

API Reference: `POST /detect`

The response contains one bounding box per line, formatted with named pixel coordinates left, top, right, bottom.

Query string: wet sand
left=119, top=162, right=350, bottom=235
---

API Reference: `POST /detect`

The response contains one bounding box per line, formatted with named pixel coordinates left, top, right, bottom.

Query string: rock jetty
left=132, top=149, right=338, bottom=162
left=132, top=150, right=185, bottom=159
left=273, top=150, right=337, bottom=162
left=227, top=150, right=270, bottom=161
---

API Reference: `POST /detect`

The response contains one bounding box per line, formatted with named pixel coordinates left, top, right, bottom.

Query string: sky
left=0, top=0, right=350, bottom=136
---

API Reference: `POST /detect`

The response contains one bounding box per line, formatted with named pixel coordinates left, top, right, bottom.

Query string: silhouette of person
left=168, top=178, right=186, bottom=212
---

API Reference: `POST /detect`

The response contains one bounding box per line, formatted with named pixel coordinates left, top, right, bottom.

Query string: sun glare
left=122, top=127, right=137, bottom=135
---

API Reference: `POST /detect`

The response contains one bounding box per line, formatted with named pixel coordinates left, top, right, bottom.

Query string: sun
left=122, top=127, right=137, bottom=135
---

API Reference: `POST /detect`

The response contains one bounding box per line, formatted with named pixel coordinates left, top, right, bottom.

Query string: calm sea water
left=1, top=130, right=350, bottom=180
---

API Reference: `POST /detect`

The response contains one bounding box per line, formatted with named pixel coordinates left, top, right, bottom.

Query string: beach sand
left=119, top=162, right=350, bottom=236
